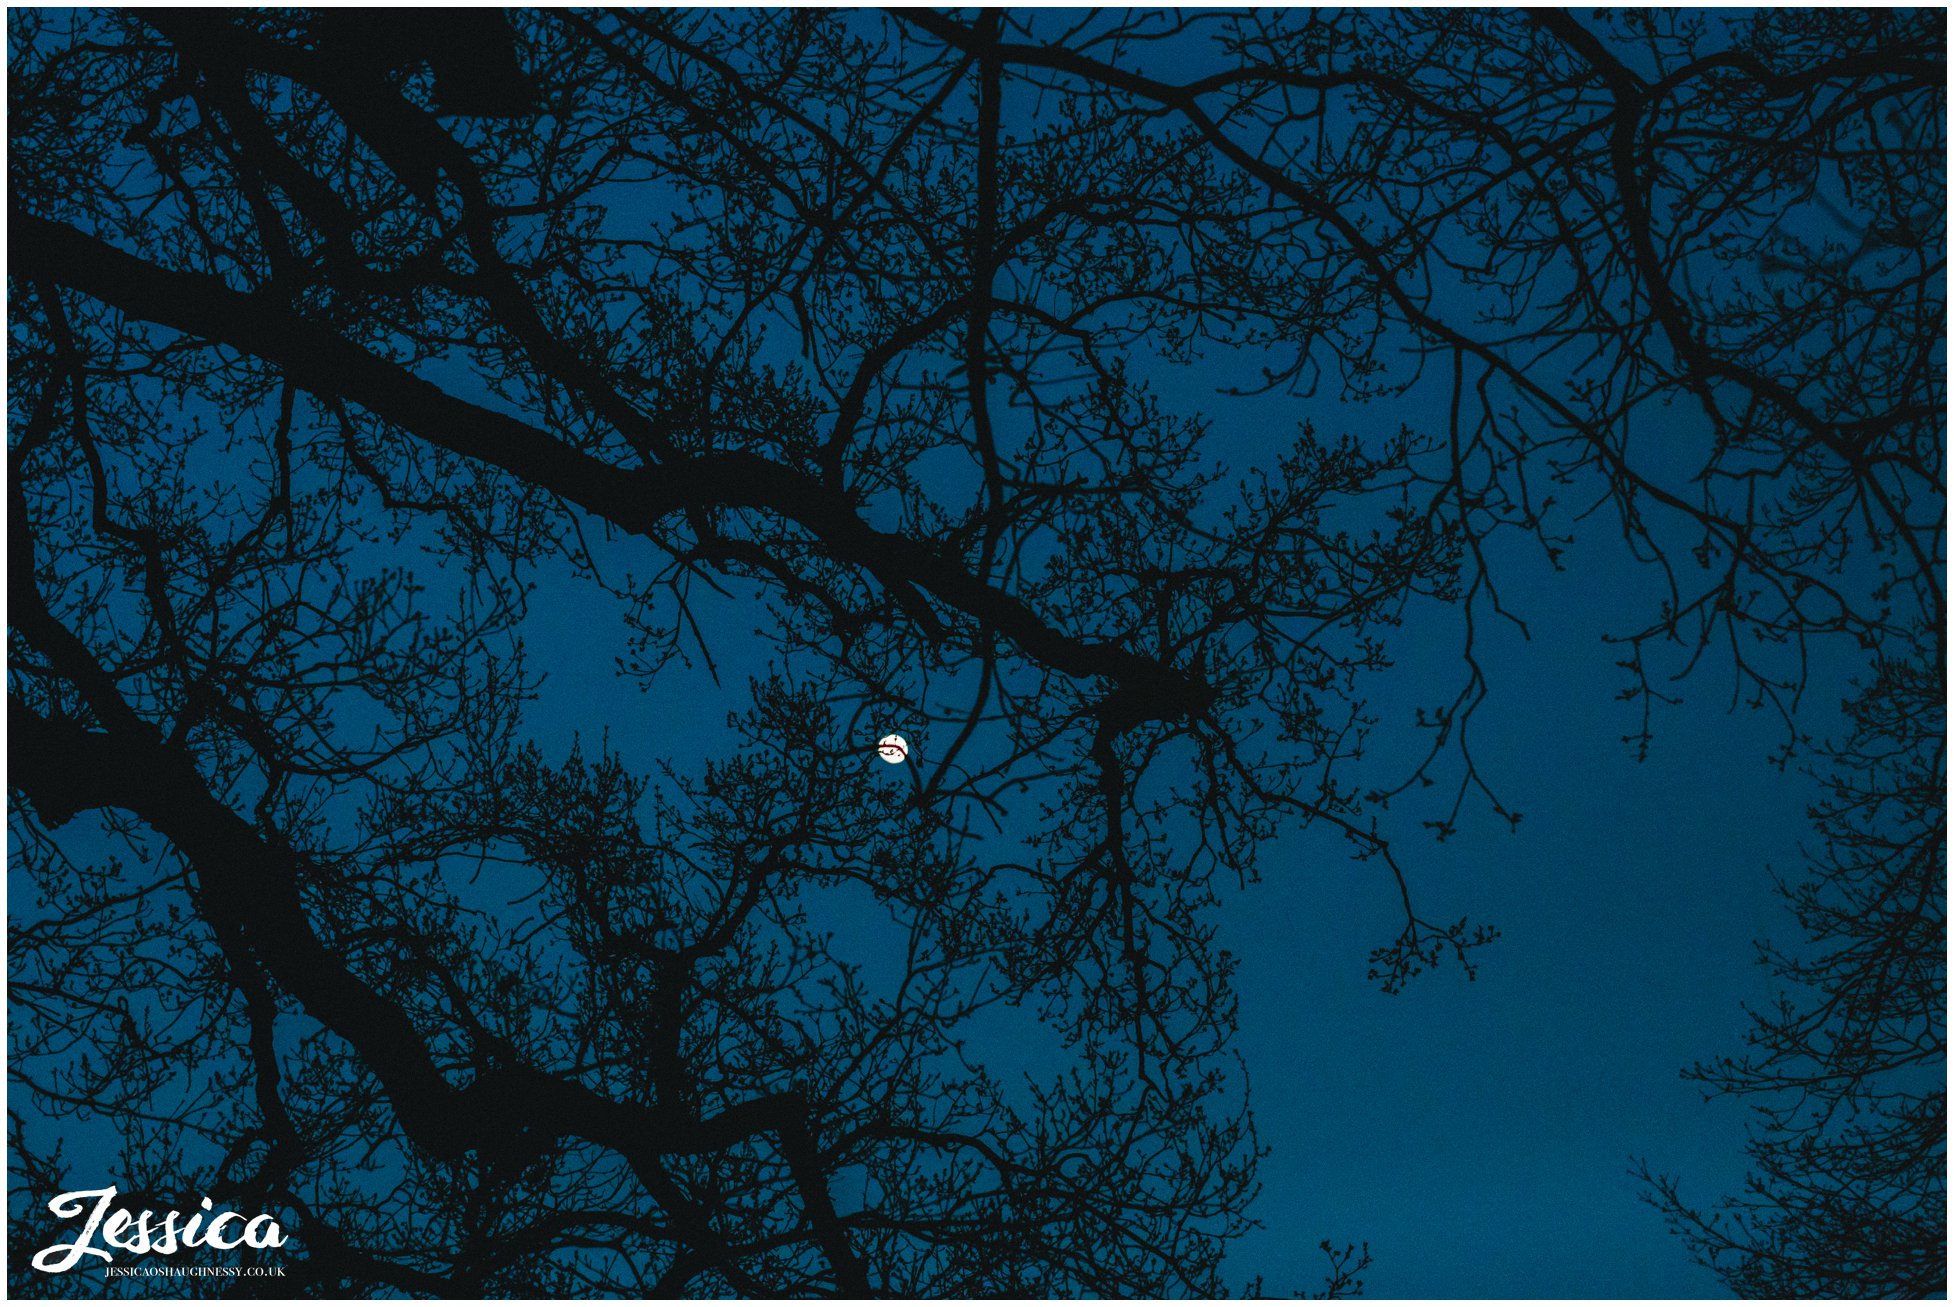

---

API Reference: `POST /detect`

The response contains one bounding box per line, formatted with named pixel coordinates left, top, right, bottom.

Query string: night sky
left=464, top=204, right=1878, bottom=1290
left=493, top=344, right=1863, bottom=1301
left=12, top=429, right=1856, bottom=1297
left=10, top=7, right=1932, bottom=1298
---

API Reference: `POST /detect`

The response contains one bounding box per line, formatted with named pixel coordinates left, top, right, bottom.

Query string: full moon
left=876, top=734, right=910, bottom=765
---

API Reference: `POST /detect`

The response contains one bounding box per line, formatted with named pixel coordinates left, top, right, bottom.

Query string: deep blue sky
left=10, top=8, right=1909, bottom=1299
left=494, top=13, right=1873, bottom=1292
left=1142, top=324, right=1864, bottom=1297
left=500, top=393, right=1862, bottom=1299
left=1221, top=528, right=1845, bottom=1299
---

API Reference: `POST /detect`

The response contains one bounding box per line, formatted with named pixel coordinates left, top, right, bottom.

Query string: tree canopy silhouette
left=8, top=7, right=1941, bottom=1296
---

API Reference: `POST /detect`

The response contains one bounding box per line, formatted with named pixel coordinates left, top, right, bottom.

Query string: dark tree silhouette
left=7, top=7, right=1941, bottom=1298
left=1637, top=656, right=1945, bottom=1297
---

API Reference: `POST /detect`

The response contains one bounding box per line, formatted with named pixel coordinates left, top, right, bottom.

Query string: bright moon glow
left=876, top=734, right=910, bottom=765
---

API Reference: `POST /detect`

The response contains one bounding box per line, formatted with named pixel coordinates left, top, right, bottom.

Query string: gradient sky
left=492, top=352, right=1866, bottom=1299
left=9, top=8, right=1904, bottom=1299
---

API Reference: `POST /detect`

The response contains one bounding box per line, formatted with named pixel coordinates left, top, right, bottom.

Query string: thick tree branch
left=8, top=693, right=871, bottom=1292
left=13, top=211, right=1210, bottom=725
